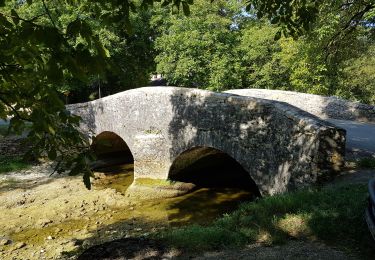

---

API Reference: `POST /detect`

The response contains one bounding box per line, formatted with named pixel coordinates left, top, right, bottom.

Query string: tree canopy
left=154, top=0, right=375, bottom=103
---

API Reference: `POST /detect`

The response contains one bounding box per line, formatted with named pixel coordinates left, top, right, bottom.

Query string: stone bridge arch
left=169, top=146, right=261, bottom=195
left=67, top=87, right=346, bottom=197
left=91, top=131, right=134, bottom=163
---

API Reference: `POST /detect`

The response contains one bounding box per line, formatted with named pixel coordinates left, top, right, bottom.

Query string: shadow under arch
left=91, top=131, right=134, bottom=167
left=169, top=146, right=261, bottom=196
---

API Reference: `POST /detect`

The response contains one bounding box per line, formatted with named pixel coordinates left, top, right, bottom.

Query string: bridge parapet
left=67, top=87, right=346, bottom=197
left=226, top=88, right=375, bottom=123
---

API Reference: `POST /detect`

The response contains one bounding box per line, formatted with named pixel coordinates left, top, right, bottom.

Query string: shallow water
left=94, top=163, right=255, bottom=226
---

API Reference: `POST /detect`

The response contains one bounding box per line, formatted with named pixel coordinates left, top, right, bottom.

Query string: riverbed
left=0, top=162, right=255, bottom=259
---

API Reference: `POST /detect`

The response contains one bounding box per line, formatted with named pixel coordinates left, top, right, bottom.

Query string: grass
left=0, top=155, right=31, bottom=174
left=156, top=184, right=375, bottom=258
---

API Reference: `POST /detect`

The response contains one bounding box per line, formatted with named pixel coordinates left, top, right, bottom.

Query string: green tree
left=247, top=0, right=375, bottom=39
left=239, top=23, right=289, bottom=89
left=0, top=0, right=191, bottom=187
left=154, top=0, right=375, bottom=104
left=154, top=0, right=246, bottom=90
left=59, top=5, right=157, bottom=103
left=339, top=45, right=375, bottom=104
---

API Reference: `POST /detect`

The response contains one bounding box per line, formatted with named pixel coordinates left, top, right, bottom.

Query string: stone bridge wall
left=226, top=89, right=375, bottom=123
left=67, top=87, right=346, bottom=196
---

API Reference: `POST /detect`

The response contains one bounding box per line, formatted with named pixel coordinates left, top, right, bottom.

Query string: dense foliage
left=154, top=0, right=375, bottom=103
left=0, top=0, right=167, bottom=187
left=153, top=0, right=244, bottom=91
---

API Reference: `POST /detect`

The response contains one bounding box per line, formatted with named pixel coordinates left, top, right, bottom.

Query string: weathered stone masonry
left=226, top=88, right=375, bottom=123
left=67, top=87, right=346, bottom=196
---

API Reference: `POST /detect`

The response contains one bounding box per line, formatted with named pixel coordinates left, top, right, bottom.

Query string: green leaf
left=79, top=20, right=93, bottom=44
left=83, top=170, right=92, bottom=190
left=123, top=18, right=134, bottom=34
left=66, top=19, right=81, bottom=37
left=48, top=149, right=57, bottom=160
left=93, top=38, right=110, bottom=58
left=46, top=59, right=63, bottom=83
left=182, top=2, right=190, bottom=15
left=274, top=30, right=282, bottom=41
left=161, top=0, right=170, bottom=7
left=64, top=55, right=87, bottom=82
left=0, top=14, right=13, bottom=29
left=129, top=2, right=137, bottom=12
left=270, top=16, right=280, bottom=24
left=172, top=4, right=179, bottom=14
left=10, top=9, right=20, bottom=25
left=48, top=125, right=56, bottom=135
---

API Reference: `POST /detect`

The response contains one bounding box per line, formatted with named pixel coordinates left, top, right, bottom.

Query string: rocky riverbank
left=0, top=164, right=136, bottom=259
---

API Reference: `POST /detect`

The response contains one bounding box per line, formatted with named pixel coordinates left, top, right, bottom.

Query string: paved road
left=327, top=119, right=375, bottom=154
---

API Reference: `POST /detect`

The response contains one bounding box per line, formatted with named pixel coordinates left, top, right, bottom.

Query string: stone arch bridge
left=67, top=87, right=345, bottom=197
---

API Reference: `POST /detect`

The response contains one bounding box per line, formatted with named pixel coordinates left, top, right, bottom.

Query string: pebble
left=37, top=219, right=53, bottom=227
left=46, top=236, right=54, bottom=240
left=0, top=238, right=12, bottom=246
